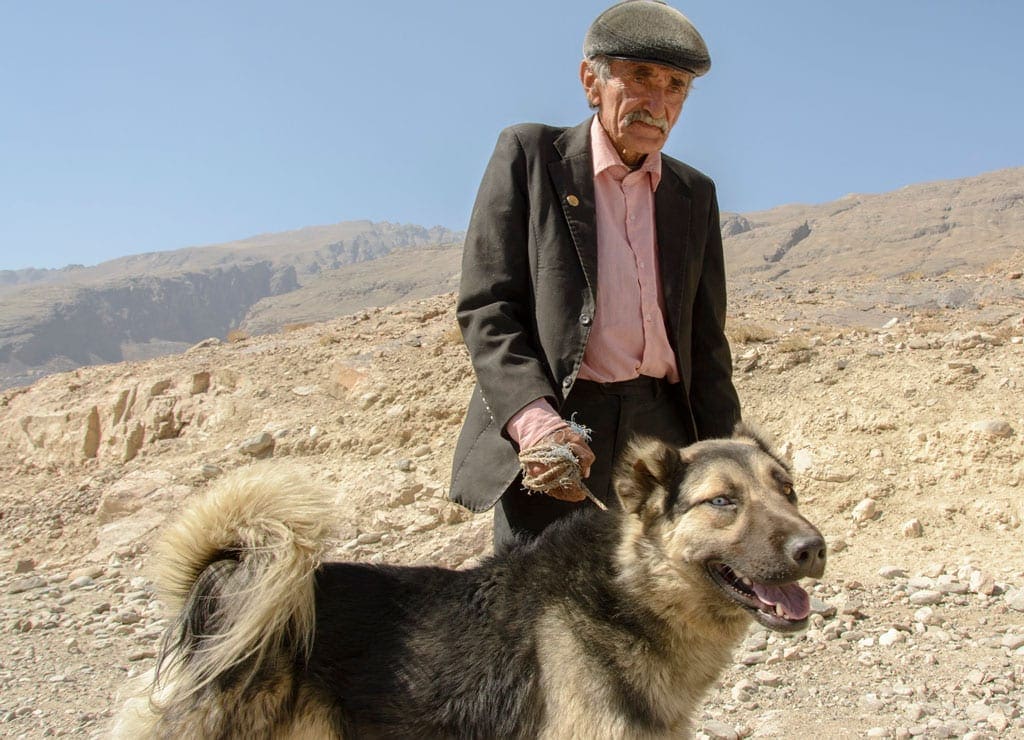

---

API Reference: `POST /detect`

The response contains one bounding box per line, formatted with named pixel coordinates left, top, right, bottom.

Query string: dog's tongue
left=751, top=583, right=810, bottom=620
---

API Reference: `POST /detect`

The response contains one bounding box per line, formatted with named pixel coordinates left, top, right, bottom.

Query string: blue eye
left=709, top=496, right=732, bottom=508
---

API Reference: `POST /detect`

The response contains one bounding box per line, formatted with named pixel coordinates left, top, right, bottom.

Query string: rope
left=517, top=419, right=608, bottom=511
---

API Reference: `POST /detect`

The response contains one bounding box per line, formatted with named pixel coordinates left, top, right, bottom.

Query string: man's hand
left=519, top=427, right=596, bottom=503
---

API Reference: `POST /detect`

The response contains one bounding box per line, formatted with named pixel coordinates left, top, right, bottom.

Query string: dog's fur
left=114, top=426, right=825, bottom=739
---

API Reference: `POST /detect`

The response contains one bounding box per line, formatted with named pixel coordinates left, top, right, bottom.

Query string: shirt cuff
left=505, top=399, right=567, bottom=450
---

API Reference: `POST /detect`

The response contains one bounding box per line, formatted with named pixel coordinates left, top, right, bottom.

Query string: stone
left=8, top=576, right=47, bottom=594
left=852, top=498, right=877, bottom=523
left=14, top=558, right=35, bottom=574
left=731, top=678, right=757, bottom=701
left=1005, top=589, right=1024, bottom=612
left=987, top=711, right=1009, bottom=732
left=909, top=589, right=944, bottom=606
left=904, top=704, right=926, bottom=721
left=878, top=565, right=907, bottom=579
left=965, top=701, right=991, bottom=723
left=1000, top=633, right=1024, bottom=650
left=96, top=484, right=149, bottom=524
left=754, top=671, right=782, bottom=687
left=238, top=432, right=274, bottom=458
left=190, top=371, right=211, bottom=394
left=969, top=420, right=1013, bottom=438
left=387, top=487, right=417, bottom=508
left=123, top=421, right=145, bottom=462
left=968, top=570, right=996, bottom=595
left=358, top=392, right=381, bottom=410
left=200, top=464, right=222, bottom=479
left=901, top=518, right=923, bottom=537
left=878, top=628, right=905, bottom=646
left=702, top=720, right=740, bottom=740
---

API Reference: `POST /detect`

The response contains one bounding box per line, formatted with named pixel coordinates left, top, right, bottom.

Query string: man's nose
left=644, top=87, right=667, bottom=118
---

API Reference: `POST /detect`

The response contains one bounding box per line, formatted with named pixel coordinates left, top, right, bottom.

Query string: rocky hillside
left=0, top=262, right=299, bottom=388
left=3, top=168, right=1022, bottom=392
left=0, top=221, right=462, bottom=389
left=0, top=267, right=1021, bottom=736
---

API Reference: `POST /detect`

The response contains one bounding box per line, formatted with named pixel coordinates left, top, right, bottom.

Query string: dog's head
left=613, top=424, right=826, bottom=634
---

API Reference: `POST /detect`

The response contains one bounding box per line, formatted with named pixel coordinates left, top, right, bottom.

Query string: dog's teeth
left=775, top=604, right=784, bottom=617
left=742, top=577, right=752, bottom=587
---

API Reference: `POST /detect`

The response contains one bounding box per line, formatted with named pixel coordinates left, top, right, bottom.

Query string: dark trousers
left=493, top=377, right=694, bottom=551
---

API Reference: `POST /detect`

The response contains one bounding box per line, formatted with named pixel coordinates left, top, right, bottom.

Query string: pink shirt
left=506, top=116, right=679, bottom=449
left=580, top=115, right=678, bottom=384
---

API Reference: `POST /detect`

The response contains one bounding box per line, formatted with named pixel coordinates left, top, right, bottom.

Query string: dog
left=113, top=425, right=825, bottom=739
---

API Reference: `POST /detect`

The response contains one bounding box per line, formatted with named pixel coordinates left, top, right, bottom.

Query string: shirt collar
left=590, top=115, right=662, bottom=191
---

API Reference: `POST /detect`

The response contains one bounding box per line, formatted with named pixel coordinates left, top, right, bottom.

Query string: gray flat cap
left=584, top=0, right=711, bottom=77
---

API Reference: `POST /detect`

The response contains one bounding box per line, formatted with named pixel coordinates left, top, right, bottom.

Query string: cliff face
left=0, top=262, right=297, bottom=387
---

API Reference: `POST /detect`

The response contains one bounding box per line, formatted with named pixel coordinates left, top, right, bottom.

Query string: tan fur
left=600, top=433, right=824, bottom=736
left=112, top=463, right=336, bottom=738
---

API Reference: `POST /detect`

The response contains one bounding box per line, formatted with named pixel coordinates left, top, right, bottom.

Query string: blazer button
left=579, top=314, right=592, bottom=326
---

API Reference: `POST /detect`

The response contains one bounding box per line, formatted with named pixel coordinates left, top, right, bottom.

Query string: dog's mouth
left=706, top=562, right=811, bottom=632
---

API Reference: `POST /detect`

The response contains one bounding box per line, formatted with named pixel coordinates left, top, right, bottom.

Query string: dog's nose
left=787, top=534, right=827, bottom=578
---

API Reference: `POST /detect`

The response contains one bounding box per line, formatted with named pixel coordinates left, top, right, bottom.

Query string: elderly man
left=450, top=0, right=741, bottom=548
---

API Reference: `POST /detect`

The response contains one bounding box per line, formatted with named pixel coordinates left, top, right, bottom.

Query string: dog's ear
left=733, top=421, right=790, bottom=472
left=614, top=437, right=688, bottom=520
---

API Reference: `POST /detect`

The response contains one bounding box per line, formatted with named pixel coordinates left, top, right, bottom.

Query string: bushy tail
left=114, top=462, right=336, bottom=737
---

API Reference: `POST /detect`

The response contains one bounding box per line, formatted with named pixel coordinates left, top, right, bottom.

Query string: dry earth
left=1, top=277, right=1022, bottom=738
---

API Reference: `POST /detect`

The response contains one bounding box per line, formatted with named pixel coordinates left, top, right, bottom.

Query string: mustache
left=622, top=110, right=669, bottom=134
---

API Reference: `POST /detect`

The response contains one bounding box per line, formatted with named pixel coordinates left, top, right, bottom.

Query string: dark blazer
left=450, top=118, right=740, bottom=512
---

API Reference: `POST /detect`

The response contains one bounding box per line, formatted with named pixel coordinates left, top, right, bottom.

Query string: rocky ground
left=1, top=276, right=1022, bottom=738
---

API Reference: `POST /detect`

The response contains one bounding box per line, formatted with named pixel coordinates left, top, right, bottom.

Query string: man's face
left=580, top=58, right=693, bottom=166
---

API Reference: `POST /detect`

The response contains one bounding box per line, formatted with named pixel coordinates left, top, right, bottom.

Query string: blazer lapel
left=655, top=166, right=693, bottom=342
left=549, top=120, right=598, bottom=299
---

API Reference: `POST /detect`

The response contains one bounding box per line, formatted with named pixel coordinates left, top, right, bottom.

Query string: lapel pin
left=566, top=195, right=580, bottom=207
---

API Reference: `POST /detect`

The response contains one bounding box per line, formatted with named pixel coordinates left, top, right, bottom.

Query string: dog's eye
left=708, top=496, right=734, bottom=508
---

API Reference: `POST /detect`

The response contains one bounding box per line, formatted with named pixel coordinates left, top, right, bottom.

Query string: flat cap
left=584, top=0, right=711, bottom=77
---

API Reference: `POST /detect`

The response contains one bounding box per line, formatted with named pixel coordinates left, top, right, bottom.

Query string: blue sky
left=2, top=1, right=1022, bottom=270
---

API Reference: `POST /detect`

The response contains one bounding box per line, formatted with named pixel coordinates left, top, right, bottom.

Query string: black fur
left=265, top=508, right=665, bottom=738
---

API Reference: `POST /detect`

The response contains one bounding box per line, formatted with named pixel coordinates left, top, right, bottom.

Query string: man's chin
left=622, top=137, right=667, bottom=161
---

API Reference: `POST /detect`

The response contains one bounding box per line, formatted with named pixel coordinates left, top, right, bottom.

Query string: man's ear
left=614, top=437, right=687, bottom=521
left=579, top=59, right=600, bottom=107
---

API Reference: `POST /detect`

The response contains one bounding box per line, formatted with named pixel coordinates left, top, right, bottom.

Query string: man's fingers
left=568, top=441, right=595, bottom=478
left=546, top=484, right=587, bottom=503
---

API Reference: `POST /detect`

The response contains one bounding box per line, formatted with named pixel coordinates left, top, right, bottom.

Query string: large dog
left=114, top=426, right=825, bottom=739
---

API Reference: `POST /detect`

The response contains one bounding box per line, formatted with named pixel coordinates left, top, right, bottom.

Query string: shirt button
left=562, top=376, right=573, bottom=388
left=580, top=314, right=592, bottom=326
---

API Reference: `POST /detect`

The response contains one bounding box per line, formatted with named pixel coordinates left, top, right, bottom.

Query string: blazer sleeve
left=688, top=184, right=742, bottom=438
left=456, top=127, right=558, bottom=433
